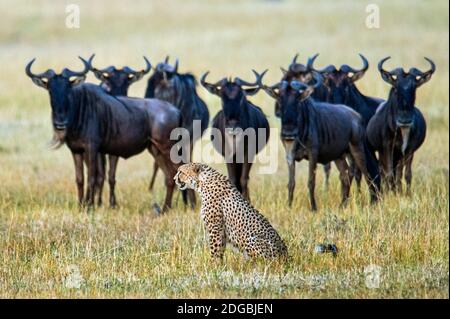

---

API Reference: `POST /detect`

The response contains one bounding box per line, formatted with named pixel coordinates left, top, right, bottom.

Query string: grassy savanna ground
left=0, top=0, right=448, bottom=298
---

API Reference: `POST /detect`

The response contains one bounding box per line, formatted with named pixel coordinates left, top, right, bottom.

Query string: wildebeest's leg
left=96, top=154, right=106, bottom=207
left=186, top=143, right=196, bottom=209
left=349, top=142, right=378, bottom=203
left=240, top=161, right=252, bottom=202
left=354, top=168, right=362, bottom=191
left=108, top=155, right=119, bottom=208
left=148, top=147, right=176, bottom=213
left=148, top=162, right=158, bottom=191
left=226, top=163, right=241, bottom=192
left=334, top=157, right=351, bottom=207
left=72, top=152, right=84, bottom=205
left=394, top=157, right=404, bottom=193
left=384, top=144, right=395, bottom=191
left=287, top=160, right=296, bottom=207
left=85, top=147, right=98, bottom=207
left=347, top=156, right=361, bottom=191
left=404, top=154, right=414, bottom=195
left=308, top=157, right=318, bottom=212
left=323, top=163, right=331, bottom=190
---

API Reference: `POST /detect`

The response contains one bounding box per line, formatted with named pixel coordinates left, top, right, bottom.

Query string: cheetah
left=174, top=163, right=288, bottom=260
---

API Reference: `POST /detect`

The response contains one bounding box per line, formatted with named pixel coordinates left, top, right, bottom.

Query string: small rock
left=152, top=203, right=162, bottom=215
left=315, top=244, right=338, bottom=257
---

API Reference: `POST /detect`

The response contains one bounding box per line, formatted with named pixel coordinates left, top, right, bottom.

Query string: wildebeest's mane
left=343, top=84, right=383, bottom=125
left=69, top=83, right=122, bottom=141
left=297, top=98, right=336, bottom=146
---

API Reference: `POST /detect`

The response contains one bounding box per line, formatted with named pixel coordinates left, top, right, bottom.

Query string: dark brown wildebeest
left=278, top=53, right=331, bottom=188
left=201, top=70, right=269, bottom=201
left=26, top=56, right=184, bottom=213
left=308, top=53, right=385, bottom=189
left=367, top=57, right=434, bottom=193
left=88, top=55, right=151, bottom=207
left=260, top=73, right=381, bottom=211
left=144, top=57, right=210, bottom=206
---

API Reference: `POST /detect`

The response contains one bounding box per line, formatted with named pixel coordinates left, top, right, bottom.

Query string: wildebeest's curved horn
left=123, top=56, right=152, bottom=76
left=306, top=53, right=319, bottom=71
left=340, top=53, right=369, bottom=82
left=309, top=71, right=323, bottom=90
left=25, top=58, right=56, bottom=79
left=88, top=54, right=114, bottom=74
left=173, top=58, right=179, bottom=73
left=307, top=53, right=337, bottom=74
left=201, top=71, right=227, bottom=95
left=235, top=69, right=267, bottom=87
left=409, top=57, right=436, bottom=87
left=164, top=55, right=170, bottom=63
left=290, top=80, right=309, bottom=91
left=378, top=56, right=397, bottom=86
left=292, top=53, right=299, bottom=65
left=280, top=67, right=287, bottom=75
left=289, top=53, right=309, bottom=73
left=61, top=56, right=92, bottom=78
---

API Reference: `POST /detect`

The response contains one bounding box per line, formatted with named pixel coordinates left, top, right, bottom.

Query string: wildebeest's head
left=260, top=72, right=322, bottom=140
left=378, top=56, right=435, bottom=128
left=150, top=56, right=187, bottom=101
left=89, top=55, right=151, bottom=96
left=201, top=70, right=266, bottom=132
left=281, top=53, right=315, bottom=82
left=25, top=56, right=91, bottom=137
left=308, top=53, right=369, bottom=104
left=273, top=53, right=316, bottom=117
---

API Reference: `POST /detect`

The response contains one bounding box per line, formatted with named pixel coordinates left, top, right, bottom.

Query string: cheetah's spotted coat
left=174, top=163, right=288, bottom=260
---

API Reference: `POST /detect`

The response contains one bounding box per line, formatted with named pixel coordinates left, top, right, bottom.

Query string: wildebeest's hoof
left=152, top=203, right=163, bottom=215
left=315, top=243, right=338, bottom=257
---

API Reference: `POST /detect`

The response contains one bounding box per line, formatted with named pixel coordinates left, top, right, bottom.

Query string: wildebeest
left=88, top=55, right=151, bottom=207
left=201, top=70, right=269, bottom=201
left=144, top=57, right=209, bottom=206
left=26, top=56, right=184, bottom=212
left=260, top=73, right=381, bottom=211
left=278, top=54, right=332, bottom=188
left=367, top=57, right=434, bottom=193
left=308, top=53, right=385, bottom=188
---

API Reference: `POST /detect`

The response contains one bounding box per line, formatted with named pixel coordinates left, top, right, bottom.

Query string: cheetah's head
left=174, top=163, right=205, bottom=191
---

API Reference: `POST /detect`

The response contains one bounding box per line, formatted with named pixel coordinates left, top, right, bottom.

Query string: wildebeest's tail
left=363, top=137, right=381, bottom=200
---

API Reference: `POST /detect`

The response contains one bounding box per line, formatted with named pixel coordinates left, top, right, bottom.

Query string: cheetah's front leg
left=203, top=212, right=226, bottom=260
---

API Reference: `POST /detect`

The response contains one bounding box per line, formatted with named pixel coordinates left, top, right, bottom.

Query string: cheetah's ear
left=193, top=164, right=202, bottom=175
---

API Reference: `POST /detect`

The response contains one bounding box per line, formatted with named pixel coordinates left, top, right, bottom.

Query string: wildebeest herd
left=25, top=53, right=435, bottom=213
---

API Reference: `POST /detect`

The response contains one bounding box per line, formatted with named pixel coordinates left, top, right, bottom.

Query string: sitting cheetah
left=174, top=163, right=288, bottom=260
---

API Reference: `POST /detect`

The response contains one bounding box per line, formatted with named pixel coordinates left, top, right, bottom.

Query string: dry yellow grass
left=0, top=0, right=448, bottom=298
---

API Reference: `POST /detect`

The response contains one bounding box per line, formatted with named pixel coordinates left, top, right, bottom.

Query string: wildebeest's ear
left=243, top=87, right=260, bottom=96
left=92, top=68, right=109, bottom=82
left=299, top=86, right=314, bottom=101
left=31, top=77, right=49, bottom=89
left=70, top=76, right=86, bottom=87
left=349, top=70, right=366, bottom=82
left=193, top=164, right=202, bottom=175
left=380, top=70, right=397, bottom=86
